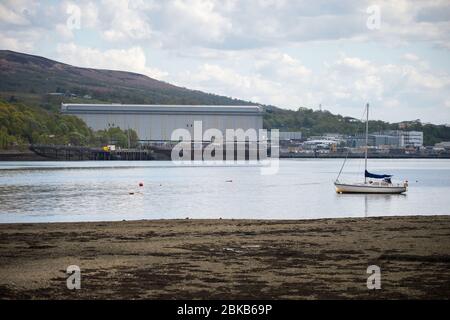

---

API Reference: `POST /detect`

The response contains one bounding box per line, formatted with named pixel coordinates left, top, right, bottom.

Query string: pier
left=29, top=144, right=154, bottom=161
left=27, top=142, right=275, bottom=161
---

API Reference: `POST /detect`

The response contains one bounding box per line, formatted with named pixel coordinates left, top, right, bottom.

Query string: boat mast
left=364, top=103, right=369, bottom=183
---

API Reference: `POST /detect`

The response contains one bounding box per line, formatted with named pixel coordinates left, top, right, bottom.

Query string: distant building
left=61, top=103, right=263, bottom=142
left=303, top=139, right=337, bottom=150
left=347, top=133, right=402, bottom=148
left=323, top=133, right=344, bottom=140
left=435, top=141, right=450, bottom=150
left=278, top=131, right=302, bottom=141
left=400, top=131, right=423, bottom=147
left=372, top=134, right=401, bottom=147
left=378, top=130, right=424, bottom=148
left=347, top=134, right=375, bottom=148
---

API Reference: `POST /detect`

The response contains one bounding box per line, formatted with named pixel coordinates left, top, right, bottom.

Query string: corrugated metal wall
left=75, top=113, right=263, bottom=141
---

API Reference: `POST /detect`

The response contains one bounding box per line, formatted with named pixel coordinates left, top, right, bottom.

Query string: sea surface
left=0, top=159, right=449, bottom=223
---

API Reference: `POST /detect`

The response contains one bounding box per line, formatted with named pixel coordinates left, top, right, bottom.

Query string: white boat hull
left=334, top=182, right=407, bottom=194
left=334, top=104, right=408, bottom=195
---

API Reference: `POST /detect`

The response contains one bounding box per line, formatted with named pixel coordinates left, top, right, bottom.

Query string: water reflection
left=0, top=159, right=449, bottom=223
left=335, top=192, right=409, bottom=218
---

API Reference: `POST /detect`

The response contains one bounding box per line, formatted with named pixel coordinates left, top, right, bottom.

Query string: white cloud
left=2, top=0, right=450, bottom=50
left=0, top=2, right=30, bottom=25
left=315, top=54, right=450, bottom=120
left=254, top=51, right=312, bottom=81
left=0, top=34, right=31, bottom=52
left=445, top=99, right=450, bottom=108
left=158, top=0, right=232, bottom=48
left=171, top=50, right=450, bottom=122
left=79, top=1, right=99, bottom=29
left=176, top=63, right=292, bottom=106
left=55, top=23, right=74, bottom=40
left=403, top=53, right=419, bottom=61
left=0, top=29, right=40, bottom=52
left=1, top=0, right=450, bottom=123
left=172, top=50, right=313, bottom=108
left=402, top=65, right=450, bottom=90
left=99, top=0, right=153, bottom=42
left=55, top=43, right=168, bottom=79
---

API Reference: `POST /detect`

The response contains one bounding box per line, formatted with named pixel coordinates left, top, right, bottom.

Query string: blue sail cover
left=365, top=170, right=392, bottom=179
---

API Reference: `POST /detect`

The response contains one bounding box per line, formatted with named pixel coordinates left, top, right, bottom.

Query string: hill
left=1, top=50, right=449, bottom=147
left=0, top=50, right=253, bottom=110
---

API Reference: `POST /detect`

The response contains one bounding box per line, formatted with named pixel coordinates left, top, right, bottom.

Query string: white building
left=435, top=141, right=450, bottom=149
left=278, top=131, right=302, bottom=141
left=400, top=131, right=423, bottom=147
left=381, top=130, right=424, bottom=147
left=303, top=139, right=337, bottom=150
left=61, top=103, right=263, bottom=142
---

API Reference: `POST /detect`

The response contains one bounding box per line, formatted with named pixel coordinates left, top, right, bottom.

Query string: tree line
left=2, top=99, right=450, bottom=150
left=0, top=100, right=138, bottom=150
left=264, top=107, right=450, bottom=146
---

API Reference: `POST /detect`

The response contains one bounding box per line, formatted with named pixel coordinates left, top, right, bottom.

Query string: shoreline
left=0, top=213, right=448, bottom=225
left=0, top=150, right=49, bottom=161
left=0, top=215, right=449, bottom=299
left=1, top=149, right=450, bottom=161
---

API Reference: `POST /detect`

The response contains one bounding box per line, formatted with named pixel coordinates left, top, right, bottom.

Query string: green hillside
left=0, top=50, right=253, bottom=112
left=1, top=49, right=449, bottom=148
left=264, top=107, right=450, bottom=146
left=0, top=100, right=140, bottom=149
left=0, top=50, right=256, bottom=150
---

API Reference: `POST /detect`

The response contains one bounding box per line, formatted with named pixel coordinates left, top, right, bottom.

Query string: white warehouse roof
left=61, top=103, right=263, bottom=115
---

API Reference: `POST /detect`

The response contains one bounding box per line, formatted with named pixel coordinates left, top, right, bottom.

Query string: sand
left=0, top=216, right=449, bottom=299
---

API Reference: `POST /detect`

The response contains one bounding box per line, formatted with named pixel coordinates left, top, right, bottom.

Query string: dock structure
left=29, top=142, right=274, bottom=161
left=29, top=144, right=154, bottom=161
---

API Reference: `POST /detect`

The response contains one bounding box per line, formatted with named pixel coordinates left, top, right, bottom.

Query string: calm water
left=0, top=159, right=449, bottom=223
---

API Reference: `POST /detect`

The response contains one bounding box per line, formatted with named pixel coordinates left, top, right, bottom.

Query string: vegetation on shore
left=0, top=100, right=138, bottom=150
left=264, top=107, right=450, bottom=146
left=1, top=49, right=450, bottom=149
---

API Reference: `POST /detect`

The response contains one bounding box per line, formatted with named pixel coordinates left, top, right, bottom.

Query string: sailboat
left=334, top=103, right=408, bottom=194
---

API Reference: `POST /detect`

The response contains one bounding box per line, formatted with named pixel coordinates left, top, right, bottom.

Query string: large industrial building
left=61, top=103, right=263, bottom=142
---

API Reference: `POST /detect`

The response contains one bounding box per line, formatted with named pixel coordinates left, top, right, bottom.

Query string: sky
left=1, top=0, right=450, bottom=124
